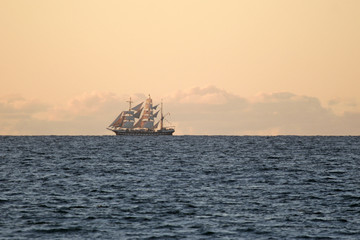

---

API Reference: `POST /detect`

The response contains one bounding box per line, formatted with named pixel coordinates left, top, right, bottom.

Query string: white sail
left=125, top=115, right=134, bottom=121
left=131, top=102, right=143, bottom=111
left=122, top=121, right=134, bottom=128
left=143, top=121, right=154, bottom=129
left=134, top=108, right=143, bottom=118
left=153, top=121, right=160, bottom=129
left=120, top=107, right=135, bottom=128
left=109, top=112, right=124, bottom=127
left=143, top=98, right=152, bottom=114
left=133, top=119, right=142, bottom=128
left=108, top=113, right=121, bottom=127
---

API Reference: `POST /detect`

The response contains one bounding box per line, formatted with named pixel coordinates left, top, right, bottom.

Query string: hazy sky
left=1, top=0, right=360, bottom=135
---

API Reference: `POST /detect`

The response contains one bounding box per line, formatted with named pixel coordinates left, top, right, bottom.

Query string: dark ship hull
left=112, top=128, right=174, bottom=136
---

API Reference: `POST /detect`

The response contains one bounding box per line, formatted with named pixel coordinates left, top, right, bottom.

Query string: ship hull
left=112, top=129, right=174, bottom=136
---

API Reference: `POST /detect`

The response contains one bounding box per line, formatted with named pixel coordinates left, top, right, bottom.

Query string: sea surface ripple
left=1, top=136, right=360, bottom=239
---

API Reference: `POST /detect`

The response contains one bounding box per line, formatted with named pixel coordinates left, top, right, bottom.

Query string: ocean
left=1, top=136, right=360, bottom=239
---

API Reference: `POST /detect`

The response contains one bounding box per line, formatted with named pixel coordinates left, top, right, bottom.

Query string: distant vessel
left=107, top=95, right=175, bottom=136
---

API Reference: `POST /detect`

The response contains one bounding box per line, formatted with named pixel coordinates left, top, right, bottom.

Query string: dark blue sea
left=1, top=136, right=360, bottom=239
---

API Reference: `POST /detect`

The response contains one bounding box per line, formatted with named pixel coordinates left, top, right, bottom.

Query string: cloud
left=169, top=86, right=239, bottom=105
left=0, top=92, right=135, bottom=135
left=0, top=95, right=49, bottom=134
left=0, top=95, right=48, bottom=118
left=166, top=86, right=360, bottom=135
left=1, top=87, right=360, bottom=135
left=327, top=97, right=358, bottom=116
left=36, top=91, right=123, bottom=121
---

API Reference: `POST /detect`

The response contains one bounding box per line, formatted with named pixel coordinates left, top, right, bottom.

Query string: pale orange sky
left=1, top=0, right=360, bottom=135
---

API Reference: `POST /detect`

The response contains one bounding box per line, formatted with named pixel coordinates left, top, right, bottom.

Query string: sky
left=1, top=0, right=360, bottom=135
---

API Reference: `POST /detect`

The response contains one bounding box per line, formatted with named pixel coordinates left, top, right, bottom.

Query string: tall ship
left=107, top=95, right=175, bottom=136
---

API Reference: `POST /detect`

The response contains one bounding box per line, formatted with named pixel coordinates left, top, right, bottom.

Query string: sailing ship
left=107, top=95, right=175, bottom=135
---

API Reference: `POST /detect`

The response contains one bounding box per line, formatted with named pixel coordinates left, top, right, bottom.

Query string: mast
left=160, top=99, right=163, bottom=130
left=121, top=97, right=135, bottom=128
left=127, top=97, right=133, bottom=111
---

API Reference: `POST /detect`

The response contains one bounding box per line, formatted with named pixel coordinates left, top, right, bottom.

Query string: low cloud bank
left=166, top=86, right=360, bottom=135
left=1, top=87, right=359, bottom=135
left=0, top=92, right=125, bottom=135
